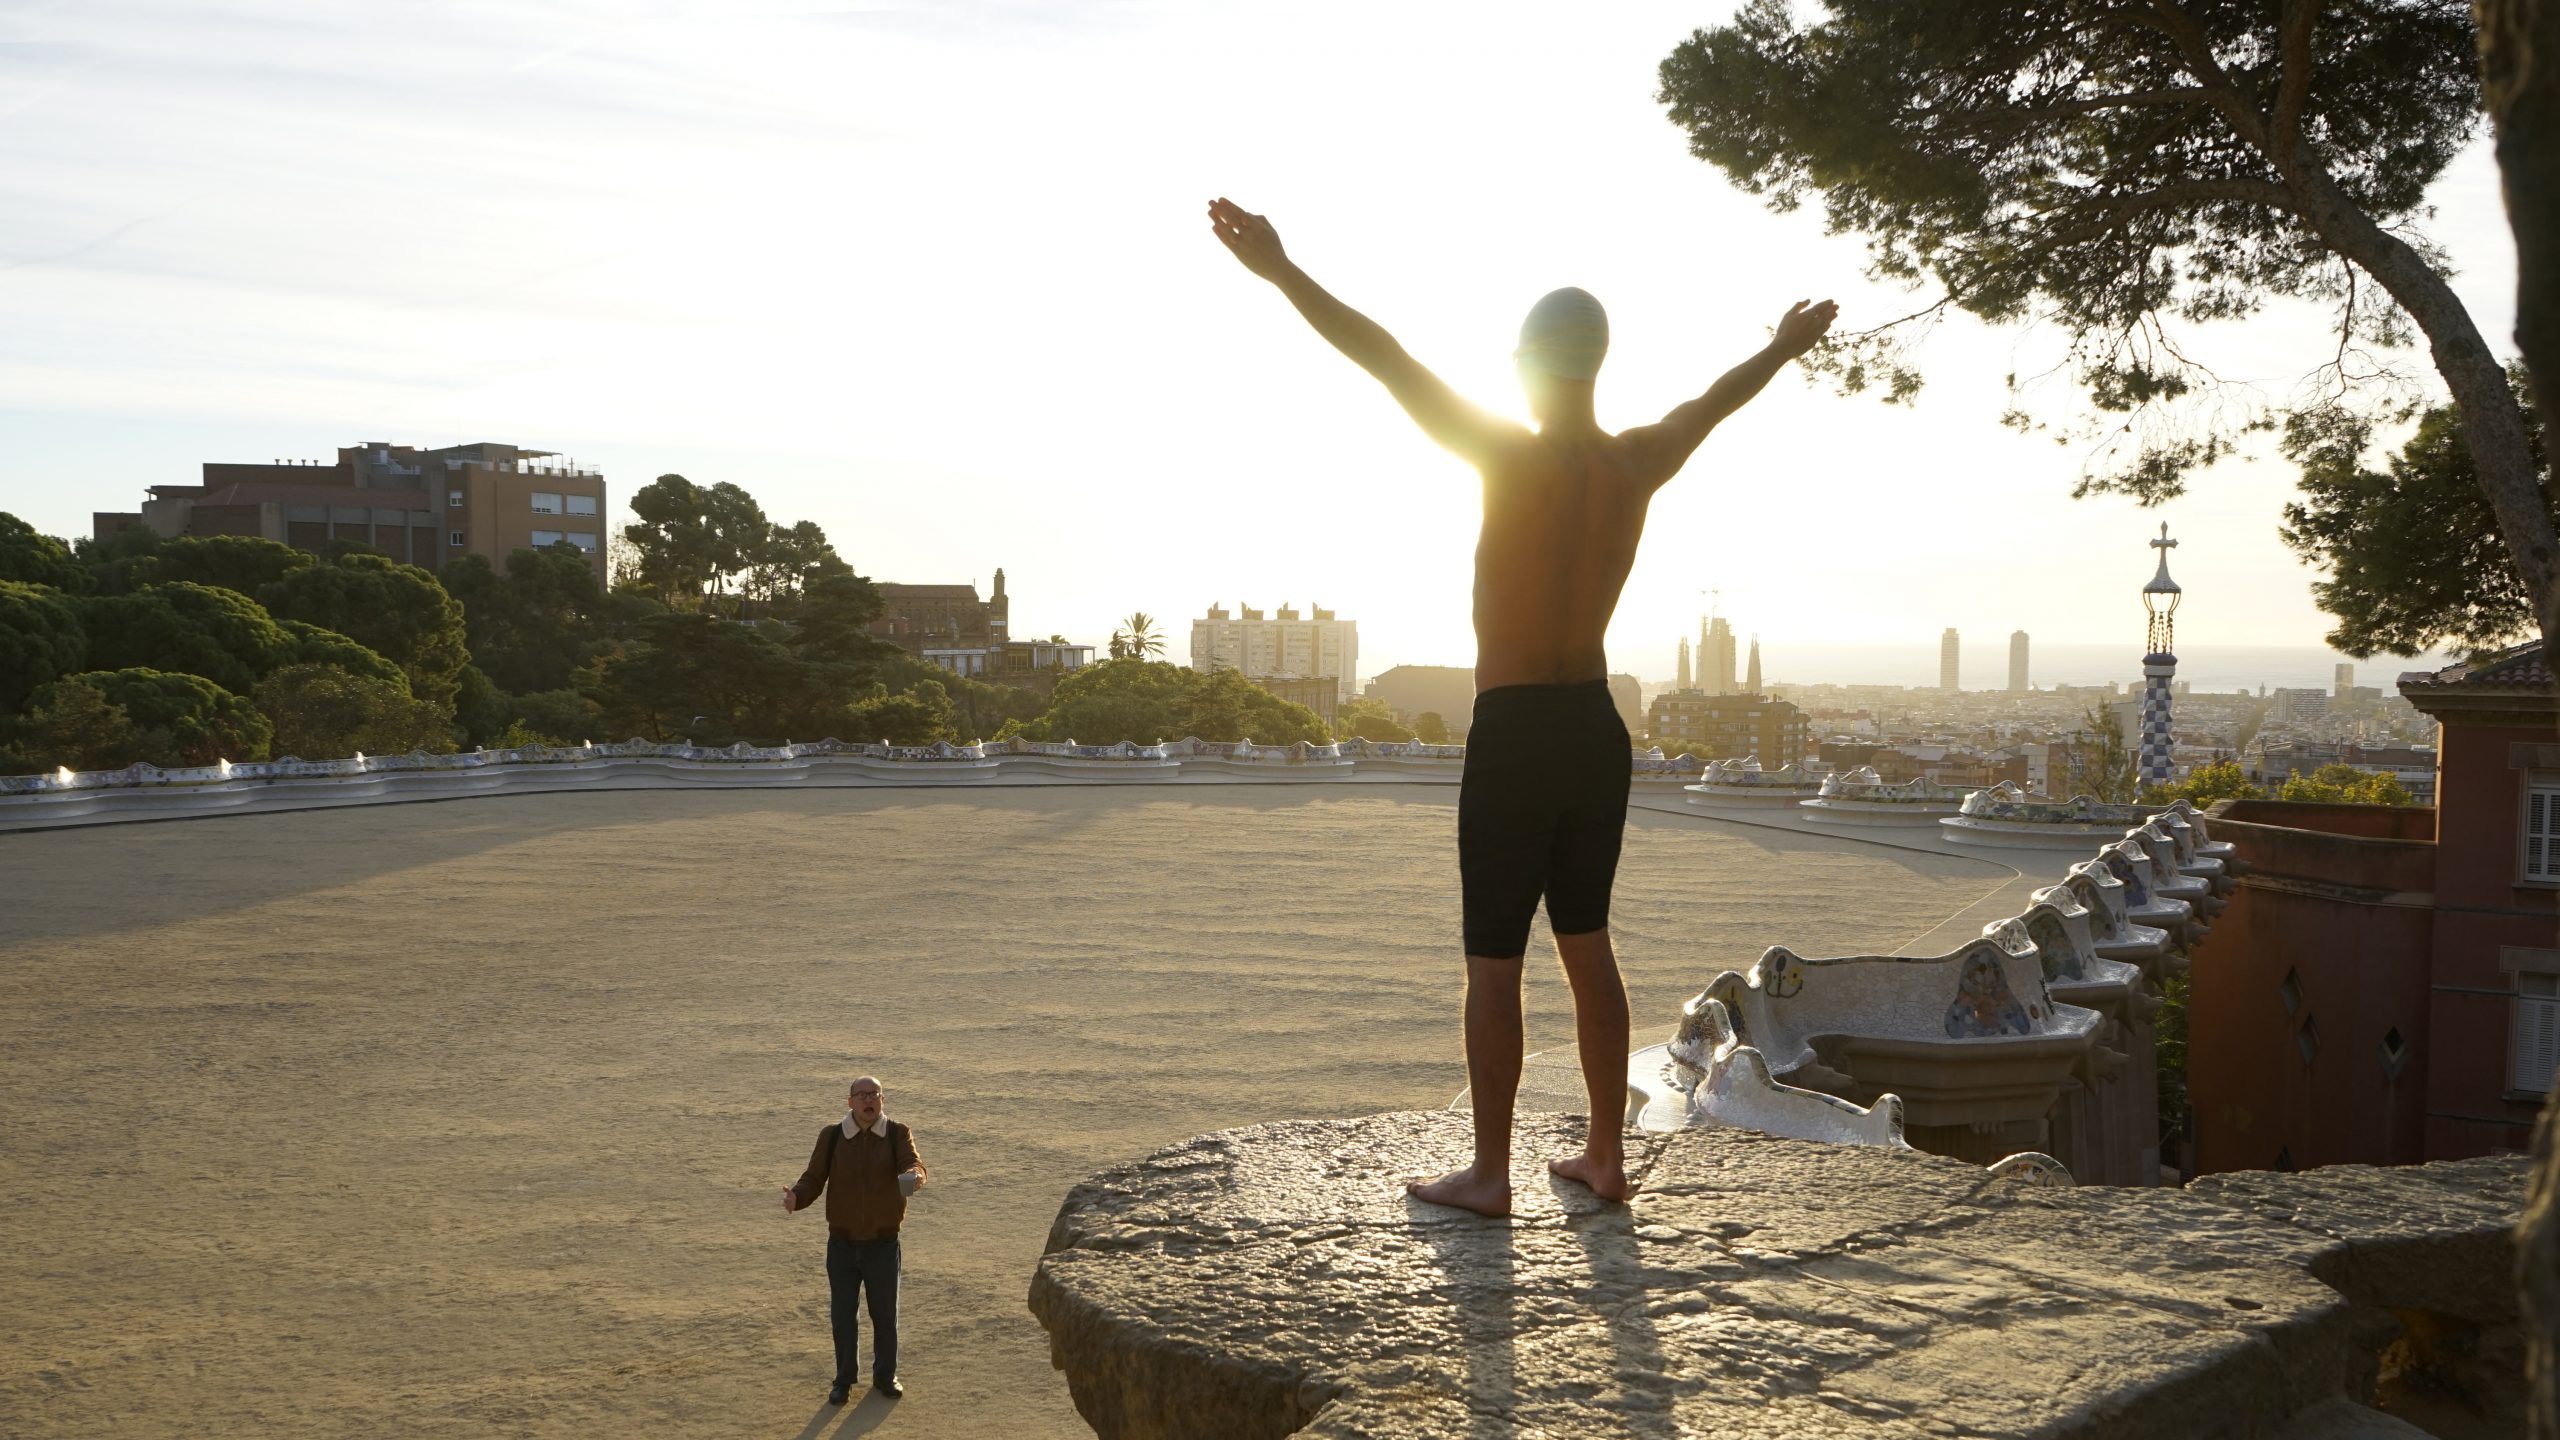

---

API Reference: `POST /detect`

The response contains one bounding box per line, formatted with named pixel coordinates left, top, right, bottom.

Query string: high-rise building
left=2009, top=631, right=2030, bottom=693
left=1676, top=637, right=1692, bottom=690
left=1700, top=617, right=1738, bottom=695
left=1190, top=602, right=1359, bottom=703
left=2335, top=662, right=2355, bottom=697
left=1940, top=628, right=1961, bottom=692
left=2138, top=525, right=2182, bottom=787
left=1744, top=637, right=1762, bottom=695
left=94, top=440, right=608, bottom=583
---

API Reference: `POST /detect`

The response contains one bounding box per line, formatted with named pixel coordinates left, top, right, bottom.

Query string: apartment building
left=94, top=440, right=607, bottom=583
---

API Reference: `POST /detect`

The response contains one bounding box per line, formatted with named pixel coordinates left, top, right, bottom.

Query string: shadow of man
left=788, top=1386, right=898, bottom=1439
left=1413, top=1199, right=1520, bottom=1440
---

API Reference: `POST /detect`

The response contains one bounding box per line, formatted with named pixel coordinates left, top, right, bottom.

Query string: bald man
left=1208, top=197, right=1836, bottom=1216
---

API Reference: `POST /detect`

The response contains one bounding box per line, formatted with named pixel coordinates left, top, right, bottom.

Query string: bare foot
left=1549, top=1151, right=1633, bottom=1203
left=1407, top=1166, right=1512, bottom=1217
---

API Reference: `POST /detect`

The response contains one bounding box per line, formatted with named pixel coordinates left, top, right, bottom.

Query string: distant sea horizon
left=1731, top=642, right=2460, bottom=696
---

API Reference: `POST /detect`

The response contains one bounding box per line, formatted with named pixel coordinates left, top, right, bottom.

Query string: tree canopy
left=1660, top=0, right=2560, bottom=644
left=0, top=581, right=86, bottom=710
left=0, top=513, right=85, bottom=591
left=1006, top=659, right=1329, bottom=746
left=2279, top=371, right=2549, bottom=655
left=76, top=581, right=296, bottom=695
left=55, top=667, right=272, bottom=766
left=258, top=553, right=470, bottom=707
left=253, top=663, right=455, bottom=759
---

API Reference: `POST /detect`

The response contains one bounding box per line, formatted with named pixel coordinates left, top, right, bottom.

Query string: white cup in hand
left=897, top=1172, right=921, bottom=1198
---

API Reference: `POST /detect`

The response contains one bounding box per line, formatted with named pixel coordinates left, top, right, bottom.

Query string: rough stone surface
left=1029, top=1111, right=2528, bottom=1439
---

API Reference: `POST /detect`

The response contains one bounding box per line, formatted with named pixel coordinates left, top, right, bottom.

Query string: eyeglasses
left=851, top=1091, right=883, bottom=1100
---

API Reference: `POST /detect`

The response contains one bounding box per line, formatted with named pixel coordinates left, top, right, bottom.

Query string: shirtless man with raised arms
left=1208, top=196, right=1837, bottom=1217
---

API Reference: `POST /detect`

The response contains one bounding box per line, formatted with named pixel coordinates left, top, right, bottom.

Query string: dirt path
left=0, top=786, right=2005, bottom=1437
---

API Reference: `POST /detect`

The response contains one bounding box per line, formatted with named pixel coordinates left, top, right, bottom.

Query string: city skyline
left=0, top=2, right=2526, bottom=681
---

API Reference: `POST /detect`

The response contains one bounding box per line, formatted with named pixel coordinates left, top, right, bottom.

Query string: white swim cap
left=1515, top=287, right=1608, bottom=380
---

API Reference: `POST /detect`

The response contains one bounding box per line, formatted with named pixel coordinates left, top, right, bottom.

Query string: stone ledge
left=1028, top=1111, right=2526, bottom=1439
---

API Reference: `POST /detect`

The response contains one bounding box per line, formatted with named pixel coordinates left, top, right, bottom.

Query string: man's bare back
left=1209, top=196, right=1835, bottom=1216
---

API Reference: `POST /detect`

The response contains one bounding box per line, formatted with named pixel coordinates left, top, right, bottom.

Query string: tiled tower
left=2139, top=524, right=2182, bottom=787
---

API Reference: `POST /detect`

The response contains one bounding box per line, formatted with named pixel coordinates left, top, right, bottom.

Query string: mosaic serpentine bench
left=1938, top=784, right=2150, bottom=849
left=1984, top=901, right=2161, bottom=1186
left=2140, top=812, right=2237, bottom=898
left=1624, top=994, right=1909, bottom=1145
left=1796, top=767, right=1978, bottom=825
left=2094, top=838, right=2201, bottom=943
left=1682, top=755, right=1828, bottom=808
left=1689, top=936, right=2101, bottom=1165
left=2128, top=820, right=2226, bottom=920
left=2043, top=863, right=2181, bottom=970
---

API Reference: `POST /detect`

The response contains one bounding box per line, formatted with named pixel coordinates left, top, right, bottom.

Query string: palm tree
left=1120, top=612, right=1165, bottom=660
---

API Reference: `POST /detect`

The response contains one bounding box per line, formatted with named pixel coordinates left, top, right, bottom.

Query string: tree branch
left=2272, top=0, right=2321, bottom=165
left=1922, top=88, right=2215, bottom=133
left=2143, top=0, right=2278, bottom=151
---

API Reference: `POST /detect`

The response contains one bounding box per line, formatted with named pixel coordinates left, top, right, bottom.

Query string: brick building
left=94, top=440, right=606, bottom=582
left=2186, top=642, right=2558, bottom=1173
left=1648, top=691, right=1810, bottom=765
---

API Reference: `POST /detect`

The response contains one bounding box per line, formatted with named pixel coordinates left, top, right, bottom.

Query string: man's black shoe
left=827, top=1384, right=850, bottom=1406
left=877, top=1378, right=904, bottom=1398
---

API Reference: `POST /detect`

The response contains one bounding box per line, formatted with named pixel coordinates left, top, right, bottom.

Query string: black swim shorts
left=1457, top=679, right=1633, bottom=958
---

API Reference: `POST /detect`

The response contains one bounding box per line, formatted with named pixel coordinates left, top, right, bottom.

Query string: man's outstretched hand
left=1772, top=299, right=1840, bottom=359
left=1208, top=197, right=1292, bottom=282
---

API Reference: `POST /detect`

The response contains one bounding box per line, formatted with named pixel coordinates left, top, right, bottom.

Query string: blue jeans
left=826, top=1234, right=899, bottom=1386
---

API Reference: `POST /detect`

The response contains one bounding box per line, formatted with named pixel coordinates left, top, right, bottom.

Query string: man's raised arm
left=1627, top=299, right=1839, bottom=488
left=1207, top=197, right=1520, bottom=466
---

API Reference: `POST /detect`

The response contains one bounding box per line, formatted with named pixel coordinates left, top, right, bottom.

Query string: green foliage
left=2276, top=763, right=2420, bottom=806
left=258, top=553, right=469, bottom=708
left=788, top=572, right=888, bottom=668
left=2279, top=374, right=2548, bottom=656
left=1657, top=1, right=2484, bottom=503
left=591, top=610, right=814, bottom=742
left=144, top=535, right=314, bottom=598
left=491, top=719, right=565, bottom=748
left=1413, top=710, right=1451, bottom=744
left=252, top=662, right=455, bottom=759
left=0, top=679, right=139, bottom=775
left=0, top=580, right=87, bottom=710
left=2154, top=971, right=2191, bottom=1164
left=2062, top=702, right=2136, bottom=803
left=847, top=680, right=956, bottom=745
left=0, top=513, right=86, bottom=591
left=621, top=475, right=840, bottom=616
left=441, top=544, right=606, bottom=695
left=2139, top=759, right=2264, bottom=808
left=76, top=581, right=296, bottom=695
left=55, top=668, right=271, bottom=765
left=70, top=523, right=166, bottom=595
left=508, top=687, right=604, bottom=745
left=279, top=620, right=407, bottom=687
left=872, top=651, right=1042, bottom=742
left=1010, top=658, right=1328, bottom=746
left=1333, top=696, right=1413, bottom=743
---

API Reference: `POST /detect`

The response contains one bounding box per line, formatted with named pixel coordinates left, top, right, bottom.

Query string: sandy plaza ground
left=0, top=784, right=2016, bottom=1437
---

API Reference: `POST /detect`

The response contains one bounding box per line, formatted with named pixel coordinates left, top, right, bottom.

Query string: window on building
left=563, top=532, right=598, bottom=552
left=448, top=530, right=465, bottom=547
left=2528, top=786, right=2560, bottom=881
left=531, top=492, right=563, bottom=514
left=2514, top=972, right=2560, bottom=1094
left=565, top=494, right=597, bottom=516
left=448, top=490, right=464, bottom=508
left=531, top=529, right=564, bottom=548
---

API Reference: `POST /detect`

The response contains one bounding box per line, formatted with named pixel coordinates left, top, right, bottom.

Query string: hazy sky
left=0, top=0, right=2521, bottom=683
